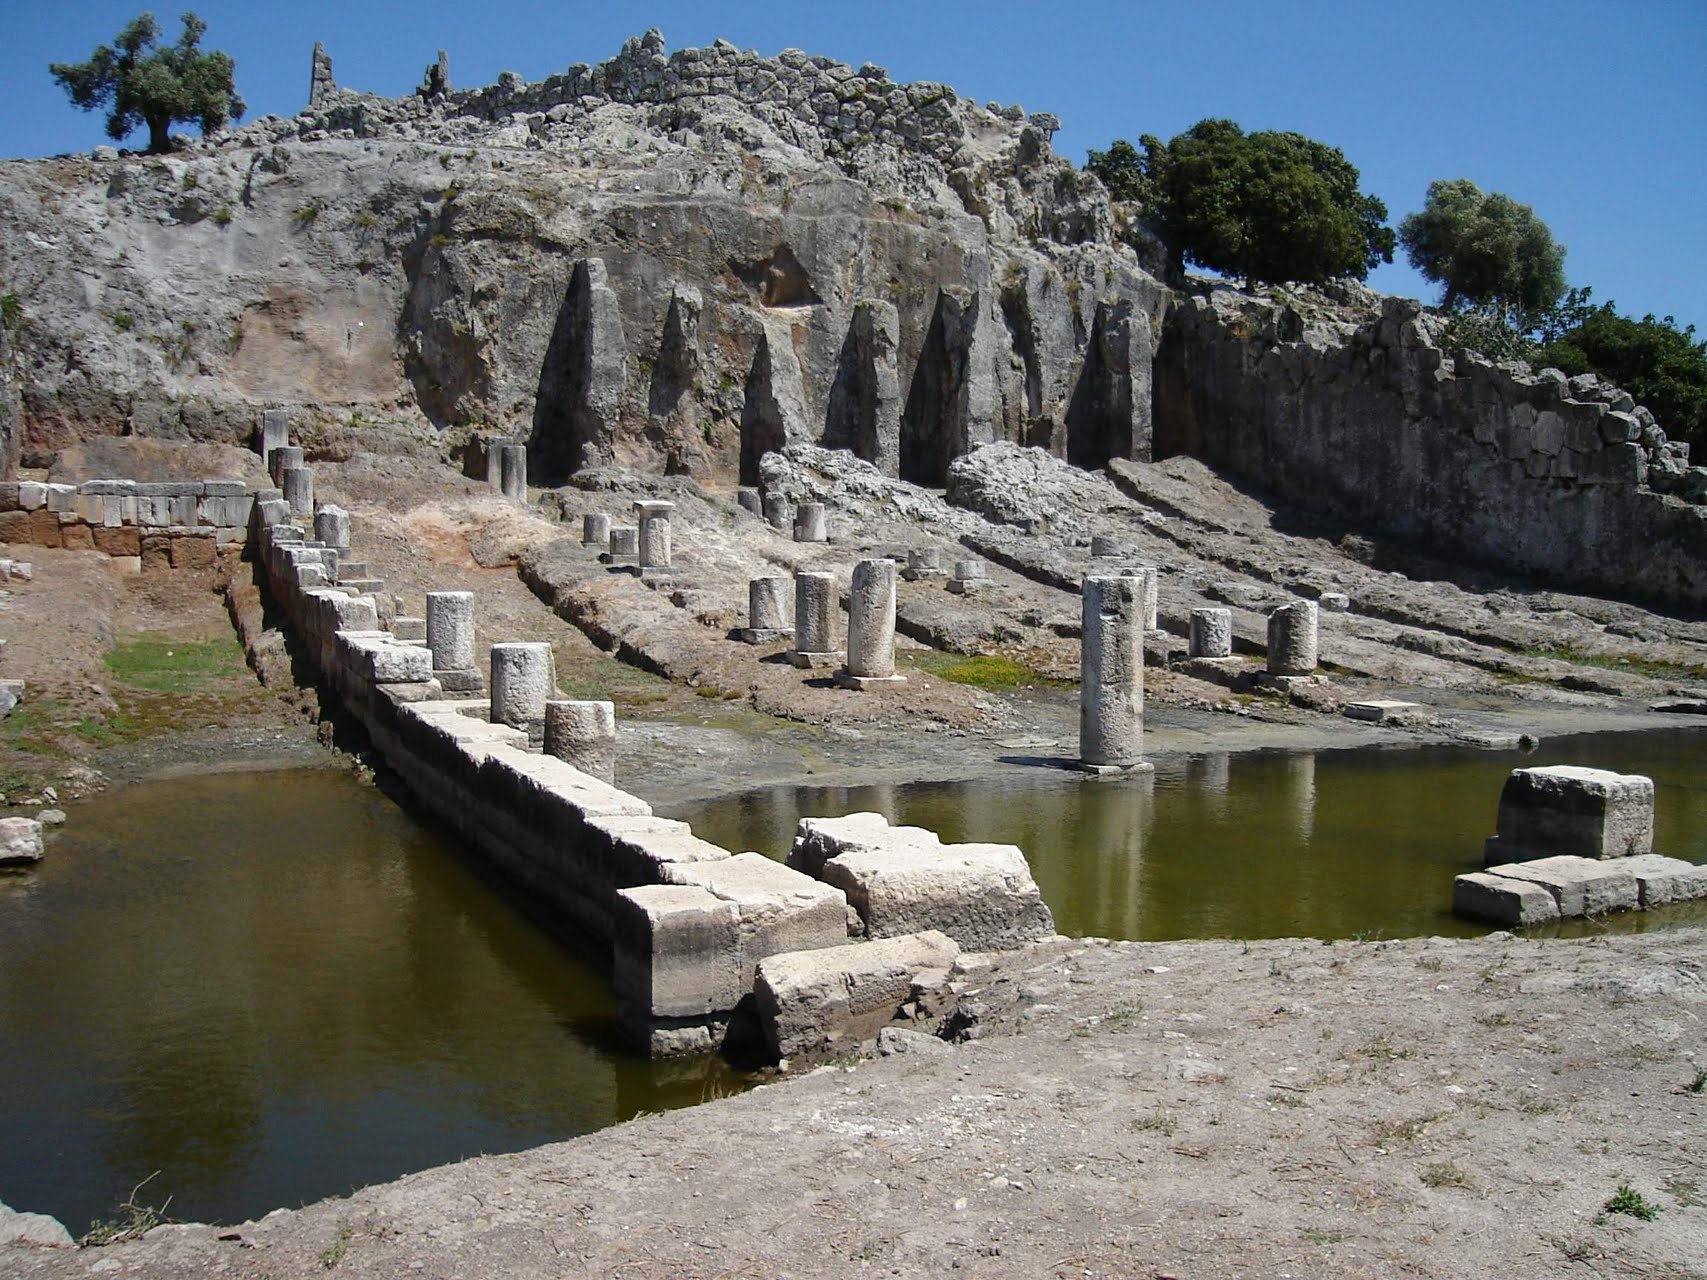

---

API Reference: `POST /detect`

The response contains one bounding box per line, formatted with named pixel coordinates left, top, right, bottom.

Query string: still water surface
left=670, top=728, right=1707, bottom=941
left=2, top=729, right=1703, bottom=1233
left=0, top=767, right=738, bottom=1233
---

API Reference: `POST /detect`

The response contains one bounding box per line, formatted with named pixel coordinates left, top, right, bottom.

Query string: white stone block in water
left=490, top=641, right=556, bottom=730
left=1618, top=854, right=1707, bottom=906
left=1451, top=871, right=1561, bottom=926
left=612, top=884, right=742, bottom=1019
left=1483, top=765, right=1655, bottom=864
left=0, top=816, right=45, bottom=865
left=661, top=853, right=850, bottom=988
left=1483, top=855, right=1640, bottom=917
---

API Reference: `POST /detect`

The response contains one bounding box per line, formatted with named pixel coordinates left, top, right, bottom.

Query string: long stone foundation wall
left=240, top=463, right=1054, bottom=1057
left=1157, top=290, right=1707, bottom=610
left=0, top=478, right=255, bottom=561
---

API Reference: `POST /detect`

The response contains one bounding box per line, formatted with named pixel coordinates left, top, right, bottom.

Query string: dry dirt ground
left=6, top=929, right=1704, bottom=1280
left=4, top=446, right=1706, bottom=1278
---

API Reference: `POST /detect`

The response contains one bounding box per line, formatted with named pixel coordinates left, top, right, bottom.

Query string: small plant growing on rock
left=1602, top=1183, right=1661, bottom=1221
left=1687, top=1067, right=1707, bottom=1094
left=112, top=310, right=133, bottom=331
left=212, top=206, right=232, bottom=226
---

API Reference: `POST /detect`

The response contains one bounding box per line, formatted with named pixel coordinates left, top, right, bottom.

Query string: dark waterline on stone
left=667, top=728, right=1707, bottom=943
left=0, top=766, right=743, bottom=1234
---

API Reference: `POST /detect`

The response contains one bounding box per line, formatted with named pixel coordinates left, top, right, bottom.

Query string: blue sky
left=3, top=1, right=1703, bottom=332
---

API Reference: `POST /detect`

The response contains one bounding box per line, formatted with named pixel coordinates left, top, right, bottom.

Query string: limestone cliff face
left=0, top=30, right=1165, bottom=485
left=1156, top=287, right=1707, bottom=609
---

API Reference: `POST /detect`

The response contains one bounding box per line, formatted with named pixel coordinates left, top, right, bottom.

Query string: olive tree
left=50, top=12, right=243, bottom=155
left=1399, top=179, right=1566, bottom=315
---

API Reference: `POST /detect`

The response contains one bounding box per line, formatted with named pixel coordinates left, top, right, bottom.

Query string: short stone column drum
left=1189, top=607, right=1233, bottom=659
left=1266, top=600, right=1318, bottom=676
left=490, top=641, right=556, bottom=743
left=544, top=699, right=618, bottom=783
left=838, top=559, right=905, bottom=689
left=738, top=575, right=794, bottom=644
left=790, top=570, right=841, bottom=668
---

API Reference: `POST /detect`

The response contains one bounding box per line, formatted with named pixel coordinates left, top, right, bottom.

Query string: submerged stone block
left=1483, top=765, right=1655, bottom=864
left=1617, top=853, right=1707, bottom=906
left=1483, top=855, right=1640, bottom=917
left=1451, top=871, right=1561, bottom=926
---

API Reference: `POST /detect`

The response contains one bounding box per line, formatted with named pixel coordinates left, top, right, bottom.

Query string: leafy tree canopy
left=1087, top=120, right=1394, bottom=288
left=1399, top=178, right=1565, bottom=316
left=1535, top=291, right=1705, bottom=450
left=50, top=11, right=243, bottom=155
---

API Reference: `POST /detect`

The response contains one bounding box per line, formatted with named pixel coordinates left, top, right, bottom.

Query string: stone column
left=839, top=558, right=904, bottom=688
left=544, top=699, right=617, bottom=783
left=737, top=487, right=763, bottom=516
left=258, top=409, right=289, bottom=461
left=490, top=641, right=556, bottom=741
left=1189, top=607, right=1233, bottom=658
left=500, top=444, right=528, bottom=503
left=634, top=499, right=675, bottom=572
left=582, top=512, right=611, bottom=547
left=314, top=504, right=351, bottom=551
left=270, top=445, right=304, bottom=488
left=790, top=570, right=841, bottom=668
left=1267, top=600, right=1319, bottom=675
left=281, top=466, right=314, bottom=519
left=903, top=547, right=944, bottom=580
left=762, top=493, right=792, bottom=531
left=426, top=590, right=476, bottom=670
left=1079, top=574, right=1149, bottom=772
left=1090, top=534, right=1123, bottom=559
left=739, top=575, right=794, bottom=644
left=1120, top=565, right=1159, bottom=630
left=794, top=501, right=827, bottom=543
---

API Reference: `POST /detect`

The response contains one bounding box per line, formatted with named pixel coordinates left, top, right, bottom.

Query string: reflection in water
left=0, top=768, right=744, bottom=1234
left=673, top=728, right=1707, bottom=945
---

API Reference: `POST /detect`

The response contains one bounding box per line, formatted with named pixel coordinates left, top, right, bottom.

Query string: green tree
left=1534, top=295, right=1706, bottom=450
left=1399, top=179, right=1566, bottom=316
left=50, top=12, right=243, bottom=155
left=1097, top=120, right=1393, bottom=288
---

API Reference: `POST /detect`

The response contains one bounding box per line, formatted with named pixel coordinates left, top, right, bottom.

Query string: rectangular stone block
left=202, top=479, right=249, bottom=497
left=337, top=632, right=435, bottom=685
left=17, top=483, right=44, bottom=511
left=169, top=534, right=218, bottom=570
left=1484, top=855, right=1640, bottom=917
left=754, top=930, right=960, bottom=1060
left=1618, top=854, right=1707, bottom=907
left=44, top=485, right=76, bottom=513
left=1452, top=871, right=1561, bottom=926
left=137, top=496, right=173, bottom=527
left=612, top=884, right=743, bottom=1019
left=1484, top=765, right=1654, bottom=863
left=92, top=526, right=142, bottom=557
left=0, top=483, right=18, bottom=512
left=790, top=812, right=1055, bottom=951
left=662, top=853, right=850, bottom=987
left=391, top=616, right=427, bottom=642
left=585, top=814, right=734, bottom=887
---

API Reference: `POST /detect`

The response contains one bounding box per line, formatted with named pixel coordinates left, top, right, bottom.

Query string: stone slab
left=1343, top=700, right=1422, bottom=723
left=833, top=671, right=908, bottom=691
left=1452, top=871, right=1562, bottom=926
left=736, top=627, right=794, bottom=645
left=1484, top=855, right=1640, bottom=917
left=1618, top=854, right=1707, bottom=906
left=789, top=650, right=845, bottom=670
left=0, top=816, right=44, bottom=865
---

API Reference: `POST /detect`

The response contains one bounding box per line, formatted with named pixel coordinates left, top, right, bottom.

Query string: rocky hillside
left=0, top=29, right=1161, bottom=485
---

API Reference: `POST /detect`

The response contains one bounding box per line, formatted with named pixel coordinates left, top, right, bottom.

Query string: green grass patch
left=1518, top=645, right=1707, bottom=683
left=103, top=635, right=253, bottom=695
left=556, top=653, right=674, bottom=708
left=1602, top=1183, right=1661, bottom=1221
left=899, top=651, right=1068, bottom=690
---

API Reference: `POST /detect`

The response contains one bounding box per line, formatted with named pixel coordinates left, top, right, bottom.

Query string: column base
left=1073, top=759, right=1156, bottom=777
left=834, top=671, right=908, bottom=691
left=434, top=668, right=485, bottom=694
left=736, top=627, right=794, bottom=645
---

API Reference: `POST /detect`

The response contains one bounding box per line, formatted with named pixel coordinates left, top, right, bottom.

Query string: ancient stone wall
left=1156, top=288, right=1707, bottom=610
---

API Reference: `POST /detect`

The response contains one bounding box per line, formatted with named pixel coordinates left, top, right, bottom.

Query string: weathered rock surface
left=0, top=816, right=44, bottom=865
